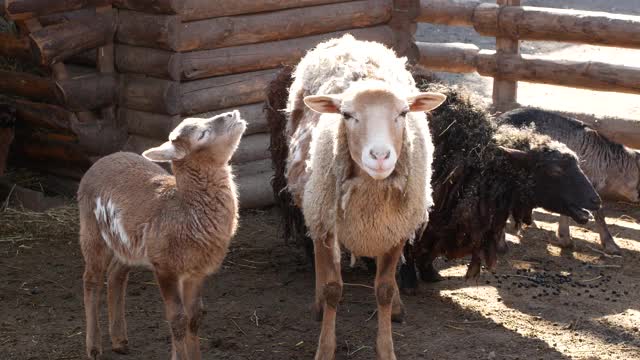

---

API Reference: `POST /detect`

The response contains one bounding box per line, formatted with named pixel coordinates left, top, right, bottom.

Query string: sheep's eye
left=198, top=130, right=209, bottom=140
left=399, top=110, right=408, bottom=117
left=342, top=112, right=358, bottom=123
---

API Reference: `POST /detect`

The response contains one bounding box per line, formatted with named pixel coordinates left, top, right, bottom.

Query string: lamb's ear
left=408, top=92, right=446, bottom=112
left=142, top=141, right=185, bottom=162
left=498, top=146, right=529, bottom=161
left=303, top=95, right=342, bottom=114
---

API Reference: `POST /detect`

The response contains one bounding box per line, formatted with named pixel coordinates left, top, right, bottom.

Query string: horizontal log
left=237, top=170, right=275, bottom=209
left=0, top=33, right=31, bottom=59
left=116, top=10, right=179, bottom=50
left=419, top=0, right=640, bottom=49
left=234, top=158, right=272, bottom=178
left=181, top=69, right=277, bottom=115
left=179, top=0, right=392, bottom=51
left=123, top=102, right=268, bottom=140
left=13, top=99, right=77, bottom=132
left=121, top=134, right=161, bottom=154
left=29, top=11, right=116, bottom=65
left=55, top=73, right=117, bottom=111
left=121, top=108, right=179, bottom=140
left=4, top=0, right=110, bottom=21
left=113, top=0, right=182, bottom=14
left=12, top=131, right=92, bottom=168
left=417, top=0, right=479, bottom=26
left=66, top=49, right=97, bottom=66
left=180, top=0, right=347, bottom=22
left=38, top=7, right=96, bottom=26
left=120, top=75, right=181, bottom=115
left=181, top=25, right=395, bottom=80
left=0, top=70, right=58, bottom=103
left=232, top=133, right=270, bottom=164
left=115, top=44, right=181, bottom=81
left=417, top=42, right=640, bottom=95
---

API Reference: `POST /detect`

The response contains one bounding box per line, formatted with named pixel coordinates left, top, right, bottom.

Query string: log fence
left=2, top=0, right=640, bottom=208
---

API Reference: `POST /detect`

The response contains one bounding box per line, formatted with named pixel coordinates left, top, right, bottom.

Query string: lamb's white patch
left=94, top=196, right=131, bottom=249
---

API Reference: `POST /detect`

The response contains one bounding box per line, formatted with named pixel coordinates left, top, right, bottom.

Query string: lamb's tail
left=265, top=67, right=313, bottom=260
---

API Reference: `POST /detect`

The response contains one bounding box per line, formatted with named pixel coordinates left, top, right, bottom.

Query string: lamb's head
left=304, top=80, right=445, bottom=180
left=142, top=110, right=247, bottom=165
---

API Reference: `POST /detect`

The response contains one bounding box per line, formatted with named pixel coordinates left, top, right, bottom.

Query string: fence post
left=389, top=0, right=420, bottom=61
left=492, top=0, right=519, bottom=112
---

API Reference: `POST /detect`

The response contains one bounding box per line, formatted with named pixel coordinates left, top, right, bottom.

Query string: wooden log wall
left=0, top=1, right=122, bottom=183
left=114, top=0, right=397, bottom=208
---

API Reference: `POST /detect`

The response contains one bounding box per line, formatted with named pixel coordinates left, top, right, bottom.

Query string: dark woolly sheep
left=497, top=108, right=637, bottom=255
left=399, top=81, right=601, bottom=292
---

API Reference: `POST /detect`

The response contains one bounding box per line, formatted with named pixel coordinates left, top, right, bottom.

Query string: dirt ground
left=1, top=200, right=639, bottom=360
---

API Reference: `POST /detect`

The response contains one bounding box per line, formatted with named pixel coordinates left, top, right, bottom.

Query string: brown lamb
left=78, top=110, right=246, bottom=360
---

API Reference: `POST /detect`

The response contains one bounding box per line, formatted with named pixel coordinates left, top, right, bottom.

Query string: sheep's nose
left=369, top=148, right=391, bottom=161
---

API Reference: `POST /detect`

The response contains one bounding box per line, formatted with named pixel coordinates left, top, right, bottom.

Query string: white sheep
left=284, top=35, right=445, bottom=360
left=78, top=111, right=246, bottom=360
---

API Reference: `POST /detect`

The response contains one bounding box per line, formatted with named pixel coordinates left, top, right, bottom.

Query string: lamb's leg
left=156, top=272, right=188, bottom=360
left=496, top=230, right=509, bottom=254
left=107, top=260, right=131, bottom=354
left=594, top=208, right=622, bottom=255
left=553, top=215, right=574, bottom=248
left=313, top=234, right=342, bottom=360
left=81, top=219, right=110, bottom=359
left=375, top=243, right=404, bottom=360
left=182, top=276, right=207, bottom=360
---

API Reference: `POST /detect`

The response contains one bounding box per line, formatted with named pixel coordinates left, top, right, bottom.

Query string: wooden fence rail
left=418, top=0, right=640, bottom=49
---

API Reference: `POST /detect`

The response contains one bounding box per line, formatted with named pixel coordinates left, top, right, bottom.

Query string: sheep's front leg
left=182, top=276, right=207, bottom=360
left=156, top=272, right=188, bottom=360
left=594, top=208, right=621, bottom=255
left=313, top=233, right=342, bottom=360
left=375, top=243, right=404, bottom=360
left=554, top=215, right=574, bottom=248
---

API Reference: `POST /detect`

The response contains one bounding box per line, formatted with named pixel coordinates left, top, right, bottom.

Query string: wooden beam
left=232, top=133, right=270, bottom=164
left=0, top=70, right=58, bottom=103
left=29, top=10, right=116, bottom=65
left=180, top=0, right=392, bottom=51
left=0, top=33, right=31, bottom=59
left=234, top=158, right=272, bottom=179
left=180, top=69, right=277, bottom=115
left=38, top=7, right=96, bottom=26
left=112, top=0, right=182, bottom=14
left=180, top=0, right=347, bottom=22
left=180, top=26, right=395, bottom=80
left=119, top=75, right=181, bottom=115
left=4, top=0, right=111, bottom=20
left=189, top=103, right=268, bottom=136
left=492, top=0, right=519, bottom=112
left=237, top=170, right=275, bottom=209
left=55, top=73, right=118, bottom=111
left=12, top=131, right=92, bottom=168
left=13, top=99, right=77, bottom=133
left=115, top=44, right=181, bottom=81
left=416, top=42, right=640, bottom=95
left=117, top=0, right=392, bottom=51
left=418, top=0, right=640, bottom=49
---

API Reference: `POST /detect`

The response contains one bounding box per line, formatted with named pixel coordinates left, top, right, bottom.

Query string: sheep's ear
left=304, top=95, right=341, bottom=114
left=498, top=146, right=529, bottom=161
left=408, top=92, right=446, bottom=112
left=142, top=141, right=185, bottom=162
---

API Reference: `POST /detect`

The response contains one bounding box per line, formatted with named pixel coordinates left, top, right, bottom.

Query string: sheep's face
left=142, top=110, right=247, bottom=164
left=304, top=81, right=445, bottom=180
left=502, top=147, right=601, bottom=224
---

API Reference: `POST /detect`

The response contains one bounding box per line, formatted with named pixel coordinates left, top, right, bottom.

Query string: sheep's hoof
left=88, top=347, right=102, bottom=360
left=112, top=341, right=130, bottom=355
left=602, top=239, right=622, bottom=256
left=419, top=267, right=443, bottom=283
left=496, top=239, right=509, bottom=255
left=399, top=286, right=417, bottom=296
left=391, top=306, right=405, bottom=323
left=552, top=232, right=574, bottom=249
